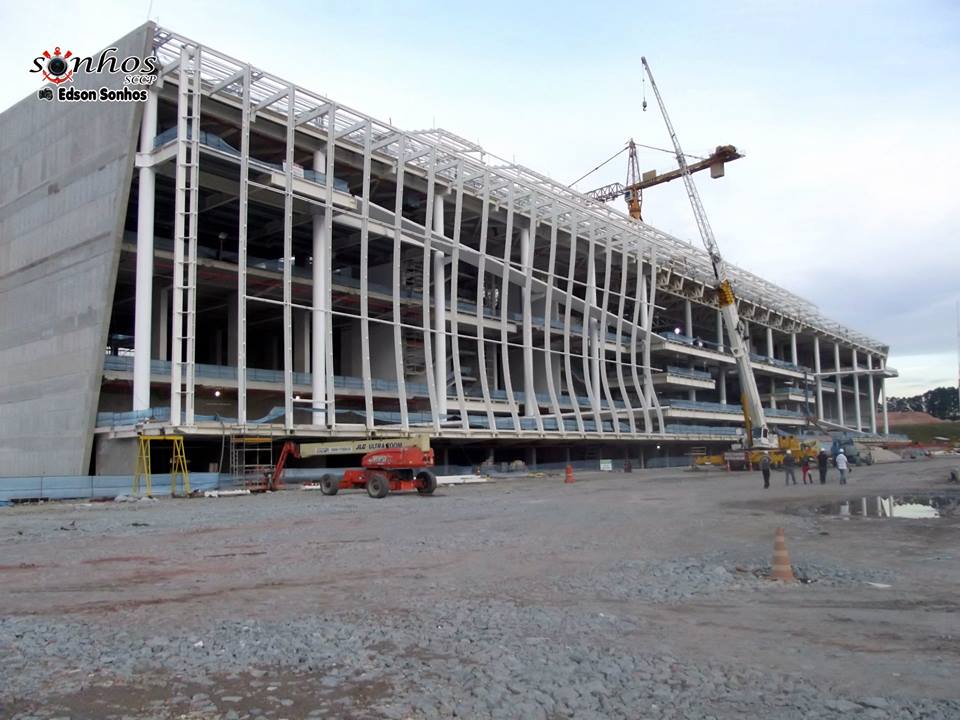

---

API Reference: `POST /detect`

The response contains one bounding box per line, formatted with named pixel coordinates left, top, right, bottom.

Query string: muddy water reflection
left=816, top=492, right=959, bottom=519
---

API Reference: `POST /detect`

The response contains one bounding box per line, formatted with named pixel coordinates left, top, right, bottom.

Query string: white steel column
left=312, top=149, right=328, bottom=426
left=852, top=349, right=862, bottom=431
left=644, top=249, right=664, bottom=432
left=433, top=248, right=447, bottom=417
left=359, top=122, right=376, bottom=430
left=834, top=342, right=844, bottom=426
left=520, top=225, right=536, bottom=417
left=632, top=267, right=651, bottom=432
left=586, top=238, right=601, bottom=422
left=867, top=354, right=877, bottom=434
left=716, top=309, right=723, bottom=352
left=133, top=90, right=157, bottom=411
left=790, top=332, right=798, bottom=366
left=880, top=357, right=889, bottom=434
left=814, top=335, right=824, bottom=420
left=684, top=299, right=693, bottom=337
left=766, top=327, right=774, bottom=359
left=393, top=138, right=411, bottom=430
left=236, top=64, right=251, bottom=426
left=590, top=318, right=602, bottom=420
left=496, top=181, right=520, bottom=432
left=433, top=194, right=447, bottom=417
left=281, top=87, right=296, bottom=430
left=719, top=368, right=727, bottom=404
left=449, top=160, right=468, bottom=430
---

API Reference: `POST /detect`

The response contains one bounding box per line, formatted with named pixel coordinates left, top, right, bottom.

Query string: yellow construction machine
left=695, top=435, right=820, bottom=470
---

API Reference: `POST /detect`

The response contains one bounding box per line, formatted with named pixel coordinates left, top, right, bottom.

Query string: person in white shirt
left=834, top=448, right=849, bottom=485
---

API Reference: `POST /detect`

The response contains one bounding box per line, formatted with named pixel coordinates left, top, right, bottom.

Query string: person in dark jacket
left=760, top=451, right=771, bottom=489
left=817, top=448, right=829, bottom=484
left=801, top=455, right=811, bottom=484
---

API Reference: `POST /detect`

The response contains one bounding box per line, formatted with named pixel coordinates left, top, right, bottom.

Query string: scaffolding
left=133, top=434, right=191, bottom=497
left=229, top=436, right=275, bottom=492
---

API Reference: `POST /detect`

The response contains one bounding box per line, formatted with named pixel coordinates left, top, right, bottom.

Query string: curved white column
left=133, top=91, right=157, bottom=411
left=311, top=150, right=327, bottom=425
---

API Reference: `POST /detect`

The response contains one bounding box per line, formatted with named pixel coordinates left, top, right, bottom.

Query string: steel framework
left=129, top=25, right=892, bottom=442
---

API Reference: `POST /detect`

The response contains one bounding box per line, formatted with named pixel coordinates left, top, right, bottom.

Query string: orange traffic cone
left=565, top=464, right=575, bottom=484
left=770, top=527, right=795, bottom=582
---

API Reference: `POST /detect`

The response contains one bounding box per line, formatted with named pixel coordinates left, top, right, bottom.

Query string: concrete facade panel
left=0, top=24, right=153, bottom=476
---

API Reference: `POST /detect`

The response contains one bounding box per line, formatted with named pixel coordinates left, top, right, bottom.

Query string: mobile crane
left=641, top=56, right=774, bottom=449
left=271, top=434, right=437, bottom=499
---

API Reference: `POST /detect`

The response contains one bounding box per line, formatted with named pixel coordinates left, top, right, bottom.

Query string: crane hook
left=642, top=99, right=648, bottom=112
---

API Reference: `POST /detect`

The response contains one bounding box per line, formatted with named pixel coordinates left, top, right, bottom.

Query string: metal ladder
left=170, top=44, right=201, bottom=426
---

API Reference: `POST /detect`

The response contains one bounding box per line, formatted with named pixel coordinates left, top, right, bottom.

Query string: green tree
left=888, top=386, right=959, bottom=420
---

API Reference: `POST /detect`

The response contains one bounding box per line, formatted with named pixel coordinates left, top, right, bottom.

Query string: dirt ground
left=1, top=457, right=958, bottom=719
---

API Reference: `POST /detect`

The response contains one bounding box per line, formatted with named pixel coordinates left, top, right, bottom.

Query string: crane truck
left=640, top=56, right=775, bottom=450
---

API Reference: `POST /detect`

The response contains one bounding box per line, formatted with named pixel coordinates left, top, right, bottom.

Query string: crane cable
left=570, top=141, right=707, bottom=188
left=569, top=144, right=629, bottom=187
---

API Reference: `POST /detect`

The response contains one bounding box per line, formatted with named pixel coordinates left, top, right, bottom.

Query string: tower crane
left=586, top=142, right=743, bottom=221
left=640, top=56, right=773, bottom=448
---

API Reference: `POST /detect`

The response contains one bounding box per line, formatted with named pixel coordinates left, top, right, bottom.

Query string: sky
left=1, top=0, right=957, bottom=397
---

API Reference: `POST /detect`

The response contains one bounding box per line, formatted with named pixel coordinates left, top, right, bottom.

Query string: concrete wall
left=0, top=24, right=153, bottom=476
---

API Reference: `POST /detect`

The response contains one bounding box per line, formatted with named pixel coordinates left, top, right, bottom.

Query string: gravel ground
left=2, top=458, right=959, bottom=719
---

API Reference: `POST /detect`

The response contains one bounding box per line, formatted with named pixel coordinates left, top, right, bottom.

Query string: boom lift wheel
left=320, top=473, right=339, bottom=496
left=416, top=469, right=437, bottom=495
left=366, top=473, right=390, bottom=499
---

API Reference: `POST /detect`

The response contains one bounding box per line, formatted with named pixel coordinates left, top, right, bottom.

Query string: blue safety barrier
left=0, top=473, right=224, bottom=502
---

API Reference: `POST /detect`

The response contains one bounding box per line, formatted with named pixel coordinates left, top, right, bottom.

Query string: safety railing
left=153, top=127, right=350, bottom=191
left=665, top=365, right=713, bottom=381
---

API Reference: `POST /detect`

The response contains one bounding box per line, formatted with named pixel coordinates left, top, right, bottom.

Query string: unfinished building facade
left=0, top=24, right=897, bottom=477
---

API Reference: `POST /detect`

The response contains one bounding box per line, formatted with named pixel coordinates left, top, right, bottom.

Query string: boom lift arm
left=640, top=56, right=772, bottom=448
left=272, top=435, right=435, bottom=498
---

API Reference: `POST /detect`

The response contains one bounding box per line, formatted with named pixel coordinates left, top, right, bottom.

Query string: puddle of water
left=815, top=492, right=959, bottom=520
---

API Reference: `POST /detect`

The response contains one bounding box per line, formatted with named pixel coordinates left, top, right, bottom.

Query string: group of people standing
left=760, top=448, right=849, bottom=489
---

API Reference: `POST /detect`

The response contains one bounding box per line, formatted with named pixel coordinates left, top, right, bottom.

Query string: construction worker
left=835, top=448, right=849, bottom=485
left=817, top=448, right=829, bottom=484
left=783, top=449, right=797, bottom=485
left=801, top=455, right=811, bottom=485
left=760, top=451, right=771, bottom=489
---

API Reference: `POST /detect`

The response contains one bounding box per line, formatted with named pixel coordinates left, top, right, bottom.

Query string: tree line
left=886, top=386, right=959, bottom=420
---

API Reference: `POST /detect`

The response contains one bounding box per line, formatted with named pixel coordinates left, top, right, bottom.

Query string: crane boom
left=640, top=56, right=773, bottom=448
left=586, top=145, right=743, bottom=204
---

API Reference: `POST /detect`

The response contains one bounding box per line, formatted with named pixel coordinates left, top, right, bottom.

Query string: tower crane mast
left=640, top=56, right=773, bottom=448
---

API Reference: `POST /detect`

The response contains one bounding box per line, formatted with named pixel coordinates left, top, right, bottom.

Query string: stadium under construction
left=0, top=23, right=898, bottom=479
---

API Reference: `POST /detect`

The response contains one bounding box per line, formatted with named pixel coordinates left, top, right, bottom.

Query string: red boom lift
left=271, top=435, right=437, bottom=499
